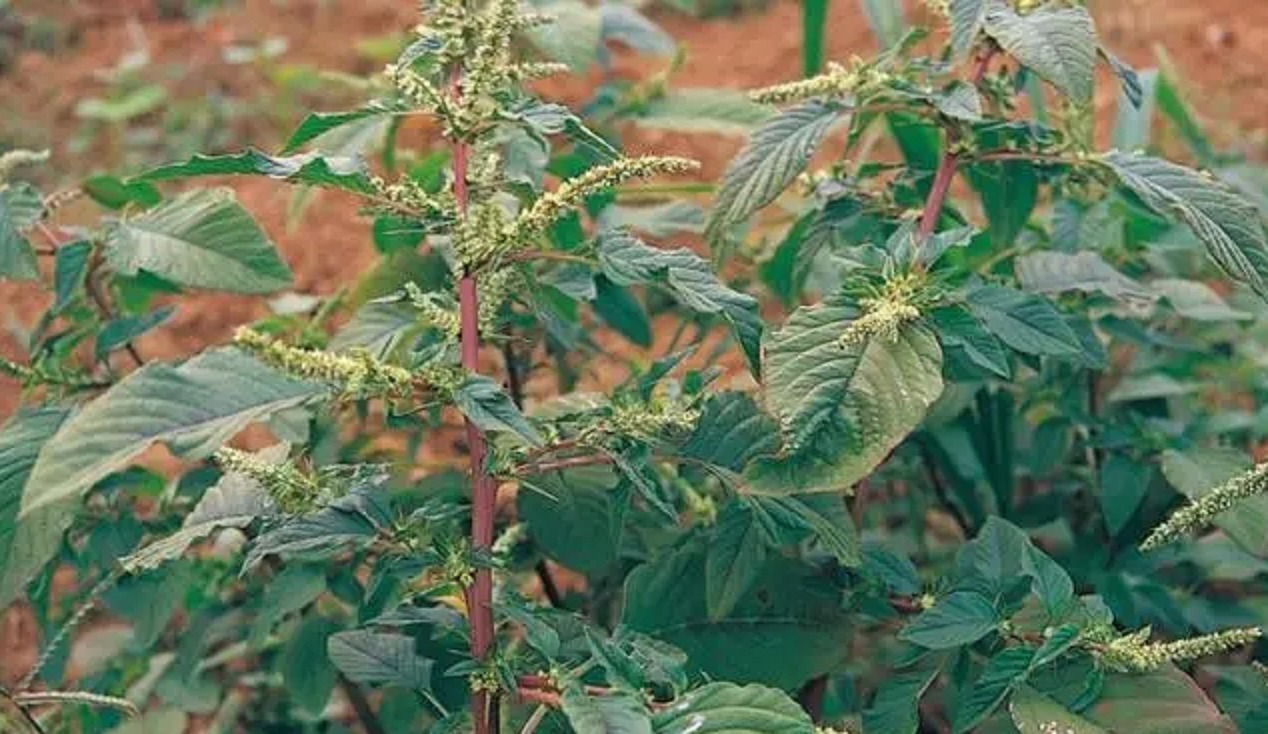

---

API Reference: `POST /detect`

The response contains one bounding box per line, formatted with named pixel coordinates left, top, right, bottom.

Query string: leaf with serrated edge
left=706, top=100, right=845, bottom=257
left=1102, top=151, right=1268, bottom=298
left=21, top=349, right=325, bottom=516
left=106, top=188, right=293, bottom=294
left=0, top=408, right=73, bottom=607
left=327, top=630, right=434, bottom=692
left=983, top=2, right=1097, bottom=102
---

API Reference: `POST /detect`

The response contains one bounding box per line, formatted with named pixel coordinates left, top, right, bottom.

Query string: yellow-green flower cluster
left=922, top=0, right=950, bottom=18
left=0, top=148, right=49, bottom=183
left=234, top=327, right=415, bottom=399
left=507, top=156, right=699, bottom=241
left=384, top=61, right=449, bottom=114
left=0, top=357, right=35, bottom=384
left=1097, top=626, right=1263, bottom=673
left=1140, top=462, right=1268, bottom=551
left=477, top=266, right=518, bottom=334
left=454, top=199, right=513, bottom=270
left=840, top=273, right=927, bottom=347
left=605, top=400, right=700, bottom=441
left=1, top=356, right=99, bottom=391
left=214, top=446, right=323, bottom=514
left=370, top=174, right=454, bottom=219
left=404, top=281, right=461, bottom=336
left=750, top=57, right=893, bottom=105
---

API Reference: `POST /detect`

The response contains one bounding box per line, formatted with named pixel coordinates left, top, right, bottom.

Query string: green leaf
left=244, top=483, right=390, bottom=571
left=0, top=408, right=73, bottom=608
left=21, top=348, right=324, bottom=516
left=935, top=82, right=983, bottom=122
left=82, top=175, right=162, bottom=210
left=965, top=285, right=1081, bottom=357
left=1111, top=68, right=1159, bottom=153
left=562, top=684, right=652, bottom=734
left=520, top=467, right=623, bottom=578
left=954, top=646, right=1036, bottom=733
left=862, top=660, right=943, bottom=734
left=930, top=306, right=1011, bottom=379
left=679, top=392, right=781, bottom=473
left=136, top=150, right=372, bottom=194
left=0, top=183, right=41, bottom=281
left=983, top=2, right=1098, bottom=102
left=803, top=0, right=830, bottom=74
left=95, top=306, right=175, bottom=362
left=52, top=240, right=92, bottom=313
left=624, top=542, right=849, bottom=690
left=1153, top=278, right=1251, bottom=322
left=860, top=0, right=906, bottom=50
left=105, top=707, right=187, bottom=734
left=706, top=100, right=845, bottom=256
left=756, top=494, right=860, bottom=565
left=598, top=231, right=762, bottom=376
left=452, top=375, right=544, bottom=447
left=949, top=0, right=990, bottom=57
left=706, top=500, right=770, bottom=620
left=634, top=89, right=774, bottom=136
left=1100, top=453, right=1152, bottom=537
left=249, top=564, right=326, bottom=646
left=284, top=614, right=342, bottom=715
left=1101, top=151, right=1268, bottom=298
left=1010, top=686, right=1107, bottom=734
left=900, top=590, right=999, bottom=650
left=593, top=276, right=652, bottom=347
left=587, top=629, right=645, bottom=691
left=327, top=630, right=434, bottom=692
left=1161, top=448, right=1268, bottom=557
left=1085, top=665, right=1238, bottom=734
left=283, top=102, right=402, bottom=154
left=754, top=297, right=943, bottom=493
left=329, top=301, right=421, bottom=358
left=1015, top=251, right=1150, bottom=302
left=105, top=188, right=293, bottom=294
left=652, top=682, right=814, bottom=734
left=121, top=467, right=276, bottom=574
left=527, top=0, right=601, bottom=71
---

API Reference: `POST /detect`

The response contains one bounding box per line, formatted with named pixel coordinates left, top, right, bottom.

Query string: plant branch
left=338, top=676, right=387, bottom=734
left=452, top=67, right=500, bottom=734
left=915, top=47, right=998, bottom=245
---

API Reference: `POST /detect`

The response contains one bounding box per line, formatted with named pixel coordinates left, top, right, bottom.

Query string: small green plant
left=6, top=0, right=1268, bottom=732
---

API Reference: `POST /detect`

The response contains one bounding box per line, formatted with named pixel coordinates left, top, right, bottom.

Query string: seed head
left=1140, top=462, right=1268, bottom=551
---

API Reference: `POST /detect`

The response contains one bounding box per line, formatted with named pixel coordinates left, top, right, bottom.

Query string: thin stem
left=451, top=67, right=500, bottom=734
left=535, top=561, right=564, bottom=608
left=338, top=676, right=387, bottom=734
left=519, top=704, right=550, bottom=734
left=915, top=47, right=998, bottom=245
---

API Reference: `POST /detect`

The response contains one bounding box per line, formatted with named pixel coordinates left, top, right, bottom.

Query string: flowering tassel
left=1140, top=462, right=1268, bottom=551
left=233, top=327, right=416, bottom=398
left=1098, top=626, right=1263, bottom=673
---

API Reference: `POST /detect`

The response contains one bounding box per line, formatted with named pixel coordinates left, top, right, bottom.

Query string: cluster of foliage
left=7, top=0, right=1268, bottom=732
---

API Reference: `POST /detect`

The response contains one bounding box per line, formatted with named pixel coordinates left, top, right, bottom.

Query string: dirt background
left=2, top=0, right=1268, bottom=716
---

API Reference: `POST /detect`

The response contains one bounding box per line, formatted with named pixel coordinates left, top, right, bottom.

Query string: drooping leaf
left=121, top=470, right=276, bottom=574
left=520, top=467, right=624, bottom=578
left=0, top=408, right=73, bottom=607
left=284, top=614, right=342, bottom=715
left=452, top=375, right=544, bottom=447
left=953, top=646, right=1036, bottom=733
left=283, top=102, right=403, bottom=154
left=52, top=240, right=92, bottom=313
left=0, top=183, right=41, bottom=281
left=652, top=682, right=813, bottom=734
left=983, top=2, right=1098, bottom=102
left=21, top=349, right=323, bottom=516
left=244, top=481, right=390, bottom=571
left=930, top=306, right=1011, bottom=379
left=679, top=392, right=781, bottom=473
left=1152, top=278, right=1251, bottom=321
left=862, top=659, right=943, bottom=734
left=706, top=500, right=770, bottom=620
left=1015, top=251, right=1151, bottom=302
left=1010, top=686, right=1107, bottom=734
left=598, top=231, right=762, bottom=375
left=706, top=100, right=846, bottom=256
left=95, top=306, right=175, bottom=362
left=1099, top=453, right=1152, bottom=537
left=1101, top=151, right=1268, bottom=298
left=327, top=630, right=435, bottom=692
left=137, top=150, right=372, bottom=194
left=105, top=188, right=293, bottom=294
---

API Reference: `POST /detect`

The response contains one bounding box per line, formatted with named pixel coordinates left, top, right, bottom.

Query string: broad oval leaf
left=563, top=684, right=652, bottom=734
left=1101, top=151, right=1268, bottom=298
left=705, top=100, right=845, bottom=257
left=106, top=188, right=293, bottom=294
left=21, top=349, right=325, bottom=516
left=753, top=298, right=943, bottom=493
left=1009, top=686, right=1107, bottom=734
left=965, top=285, right=1081, bottom=357
left=327, top=630, right=435, bottom=692
left=1084, top=664, right=1238, bottom=734
left=899, top=590, right=1000, bottom=650
left=652, top=682, right=814, bottom=734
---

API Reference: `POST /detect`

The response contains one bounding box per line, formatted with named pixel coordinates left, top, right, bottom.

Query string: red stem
left=451, top=71, right=499, bottom=734
left=916, top=47, right=998, bottom=242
